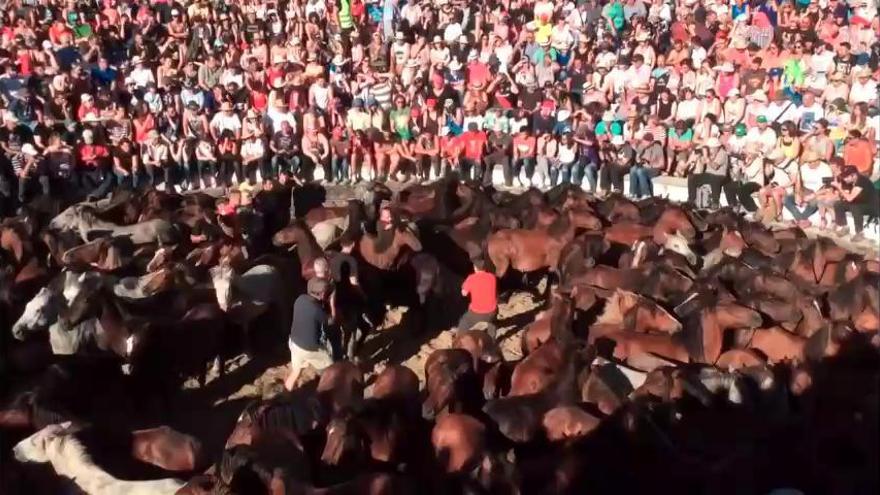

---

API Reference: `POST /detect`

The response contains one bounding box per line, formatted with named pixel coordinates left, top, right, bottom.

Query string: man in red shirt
left=458, top=257, right=498, bottom=338
left=459, top=122, right=487, bottom=182
left=76, top=129, right=113, bottom=199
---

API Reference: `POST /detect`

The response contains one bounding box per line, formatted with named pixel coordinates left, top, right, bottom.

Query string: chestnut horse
left=272, top=219, right=324, bottom=279
left=486, top=208, right=599, bottom=278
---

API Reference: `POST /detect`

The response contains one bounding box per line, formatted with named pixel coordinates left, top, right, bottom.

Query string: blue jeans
left=331, top=156, right=349, bottom=182
left=630, top=166, right=660, bottom=198
left=515, top=158, right=534, bottom=182
left=115, top=171, right=134, bottom=189
left=556, top=160, right=577, bottom=185
left=272, top=154, right=300, bottom=176
left=783, top=194, right=819, bottom=221
left=582, top=160, right=599, bottom=192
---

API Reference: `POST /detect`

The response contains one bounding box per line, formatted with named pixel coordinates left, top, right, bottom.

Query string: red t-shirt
left=460, top=130, right=487, bottom=161
left=463, top=271, right=497, bottom=314
left=77, top=144, right=109, bottom=169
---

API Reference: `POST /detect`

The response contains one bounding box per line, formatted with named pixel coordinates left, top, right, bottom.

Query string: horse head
left=209, top=260, right=236, bottom=312
left=320, top=410, right=365, bottom=466
left=12, top=421, right=75, bottom=464
left=395, top=223, right=422, bottom=252
left=660, top=230, right=698, bottom=266
left=12, top=286, right=62, bottom=340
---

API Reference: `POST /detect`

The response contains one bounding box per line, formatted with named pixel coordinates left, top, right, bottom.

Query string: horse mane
left=595, top=290, right=634, bottom=327
left=546, top=210, right=572, bottom=237
left=677, top=312, right=706, bottom=362
left=370, top=224, right=396, bottom=253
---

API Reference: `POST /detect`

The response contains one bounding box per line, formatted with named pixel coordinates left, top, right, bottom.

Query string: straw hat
left=749, top=90, right=768, bottom=103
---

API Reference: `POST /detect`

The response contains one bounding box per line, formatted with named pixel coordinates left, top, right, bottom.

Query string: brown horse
left=509, top=340, right=567, bottom=396
left=358, top=224, right=422, bottom=271
left=602, top=207, right=697, bottom=247
left=453, top=330, right=503, bottom=371
left=369, top=365, right=420, bottom=403
left=272, top=219, right=325, bottom=279
left=423, top=349, right=479, bottom=418
left=486, top=209, right=597, bottom=277
left=60, top=237, right=131, bottom=272
left=316, top=361, right=365, bottom=415
left=431, top=413, right=486, bottom=473
left=607, top=332, right=691, bottom=364
left=681, top=302, right=763, bottom=364
left=522, top=291, right=576, bottom=355
left=588, top=290, right=682, bottom=343
left=130, top=425, right=205, bottom=472
left=542, top=405, right=602, bottom=441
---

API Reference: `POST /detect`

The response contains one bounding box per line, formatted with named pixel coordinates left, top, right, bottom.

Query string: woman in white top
left=556, top=133, right=579, bottom=186
left=535, top=134, right=559, bottom=188
left=142, top=130, right=171, bottom=190
left=674, top=87, right=702, bottom=126
left=240, top=132, right=267, bottom=184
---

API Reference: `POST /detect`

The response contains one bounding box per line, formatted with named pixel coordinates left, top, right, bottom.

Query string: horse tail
left=486, top=233, right=513, bottom=277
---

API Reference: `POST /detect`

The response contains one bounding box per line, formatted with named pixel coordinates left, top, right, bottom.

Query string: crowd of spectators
left=0, top=0, right=878, bottom=239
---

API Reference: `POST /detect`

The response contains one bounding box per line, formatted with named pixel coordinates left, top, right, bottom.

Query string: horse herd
left=0, top=177, right=878, bottom=494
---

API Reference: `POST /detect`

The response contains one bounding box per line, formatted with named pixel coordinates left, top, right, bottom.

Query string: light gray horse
left=50, top=204, right=177, bottom=245
left=209, top=261, right=285, bottom=349
left=12, top=270, right=103, bottom=340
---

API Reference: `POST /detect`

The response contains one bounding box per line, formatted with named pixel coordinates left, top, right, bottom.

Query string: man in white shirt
left=129, top=56, right=155, bottom=89
left=849, top=67, right=878, bottom=105
left=745, top=116, right=777, bottom=155
left=798, top=91, right=826, bottom=133
left=210, top=102, right=242, bottom=140
left=765, top=94, right=800, bottom=124
left=624, top=54, right=651, bottom=92
left=267, top=100, right=297, bottom=134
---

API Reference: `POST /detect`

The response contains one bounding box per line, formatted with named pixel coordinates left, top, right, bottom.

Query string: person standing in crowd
left=458, top=257, right=498, bottom=339
left=285, top=277, right=334, bottom=391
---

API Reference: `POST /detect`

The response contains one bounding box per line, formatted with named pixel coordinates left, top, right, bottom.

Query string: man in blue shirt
left=284, top=278, right=334, bottom=390
left=91, top=57, right=118, bottom=90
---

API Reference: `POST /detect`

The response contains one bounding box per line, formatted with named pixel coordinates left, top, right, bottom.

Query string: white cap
left=611, top=135, right=625, bottom=146
left=21, top=143, right=39, bottom=156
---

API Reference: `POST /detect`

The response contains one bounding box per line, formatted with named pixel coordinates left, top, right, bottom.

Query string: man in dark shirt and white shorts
left=284, top=277, right=334, bottom=391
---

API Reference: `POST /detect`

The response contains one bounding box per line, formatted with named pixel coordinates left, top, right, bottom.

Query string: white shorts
left=289, top=340, right=333, bottom=371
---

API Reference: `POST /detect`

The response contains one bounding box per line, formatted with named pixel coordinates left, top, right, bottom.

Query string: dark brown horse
left=272, top=219, right=325, bottom=279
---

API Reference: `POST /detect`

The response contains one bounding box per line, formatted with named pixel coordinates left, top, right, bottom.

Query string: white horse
left=209, top=261, right=286, bottom=349
left=311, top=215, right=349, bottom=250
left=12, top=271, right=103, bottom=340
left=13, top=422, right=184, bottom=495
left=50, top=204, right=177, bottom=245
